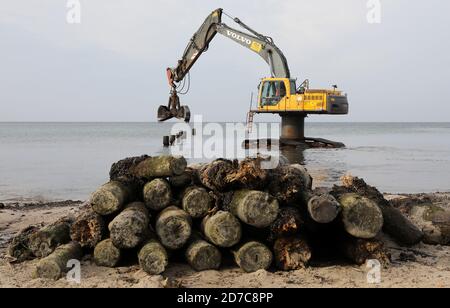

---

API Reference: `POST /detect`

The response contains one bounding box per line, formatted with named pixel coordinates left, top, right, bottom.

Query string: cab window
left=261, top=81, right=286, bottom=106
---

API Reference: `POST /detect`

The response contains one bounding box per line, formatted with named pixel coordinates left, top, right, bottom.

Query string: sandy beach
left=1, top=193, right=449, bottom=288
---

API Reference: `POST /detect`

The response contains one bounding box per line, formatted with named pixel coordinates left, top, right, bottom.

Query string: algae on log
left=225, top=157, right=269, bottom=190
left=273, top=236, right=312, bottom=271
left=269, top=207, right=304, bottom=240
left=156, top=206, right=192, bottom=250
left=29, top=219, right=72, bottom=258
left=94, top=239, right=121, bottom=268
left=307, top=194, right=341, bottom=224
left=34, top=242, right=82, bottom=280
left=334, top=175, right=423, bottom=246
left=229, top=190, right=279, bottom=228
left=133, top=155, right=187, bottom=178
left=110, top=155, right=149, bottom=184
left=91, top=181, right=135, bottom=216
left=202, top=211, right=242, bottom=248
left=182, top=186, right=213, bottom=219
left=8, top=226, right=39, bottom=262
left=138, top=239, right=169, bottom=275
left=199, top=159, right=236, bottom=191
left=337, top=193, right=383, bottom=239
left=233, top=241, right=273, bottom=273
left=185, top=237, right=221, bottom=271
left=108, top=202, right=150, bottom=249
left=267, top=165, right=310, bottom=205
left=70, top=209, right=106, bottom=249
left=143, top=179, right=172, bottom=211
left=341, top=237, right=391, bottom=266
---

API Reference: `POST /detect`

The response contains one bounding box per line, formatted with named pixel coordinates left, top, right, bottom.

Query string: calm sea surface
left=1, top=122, right=449, bottom=201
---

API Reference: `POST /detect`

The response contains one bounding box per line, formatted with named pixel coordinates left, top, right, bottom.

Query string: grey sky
left=0, top=0, right=449, bottom=122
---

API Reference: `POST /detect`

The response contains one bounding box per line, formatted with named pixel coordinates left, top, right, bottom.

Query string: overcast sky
left=1, top=0, right=449, bottom=122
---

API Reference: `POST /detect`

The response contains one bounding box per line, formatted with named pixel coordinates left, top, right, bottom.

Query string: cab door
left=259, top=80, right=287, bottom=111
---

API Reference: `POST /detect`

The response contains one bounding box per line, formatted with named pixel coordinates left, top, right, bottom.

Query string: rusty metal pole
left=280, top=113, right=305, bottom=142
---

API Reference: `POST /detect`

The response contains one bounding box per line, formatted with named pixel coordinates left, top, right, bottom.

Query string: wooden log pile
left=8, top=155, right=429, bottom=280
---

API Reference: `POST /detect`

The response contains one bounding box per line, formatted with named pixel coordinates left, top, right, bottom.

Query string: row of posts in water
left=163, top=129, right=197, bottom=147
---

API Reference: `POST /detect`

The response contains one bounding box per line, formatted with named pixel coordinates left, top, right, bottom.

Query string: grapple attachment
left=157, top=91, right=191, bottom=123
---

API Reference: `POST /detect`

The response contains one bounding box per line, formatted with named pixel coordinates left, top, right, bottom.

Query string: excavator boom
left=159, top=8, right=292, bottom=122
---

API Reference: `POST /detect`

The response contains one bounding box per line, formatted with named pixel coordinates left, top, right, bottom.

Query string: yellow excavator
left=158, top=8, right=349, bottom=144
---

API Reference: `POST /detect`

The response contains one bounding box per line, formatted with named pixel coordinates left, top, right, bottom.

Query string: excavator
left=158, top=8, right=349, bottom=144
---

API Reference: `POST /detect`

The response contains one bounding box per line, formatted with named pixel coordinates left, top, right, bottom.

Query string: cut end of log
left=234, top=241, right=273, bottom=273
left=156, top=206, right=192, bottom=250
left=182, top=186, right=213, bottom=218
left=185, top=240, right=221, bottom=271
left=138, top=239, right=169, bottom=275
left=230, top=190, right=279, bottom=228
left=202, top=211, right=242, bottom=248
left=307, top=194, right=341, bottom=224
left=143, top=178, right=172, bottom=211
left=338, top=193, right=384, bottom=239
left=94, top=239, right=121, bottom=268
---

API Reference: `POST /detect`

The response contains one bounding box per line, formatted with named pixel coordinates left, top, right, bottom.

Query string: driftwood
left=156, top=206, right=192, bottom=250
left=337, top=193, right=384, bottom=239
left=409, top=205, right=450, bottom=245
left=94, top=239, right=121, bottom=268
left=225, top=157, right=269, bottom=190
left=182, top=186, right=213, bottom=218
left=228, top=190, right=279, bottom=228
left=307, top=194, right=341, bottom=224
left=29, top=219, right=72, bottom=258
left=199, top=159, right=236, bottom=191
left=267, top=165, right=309, bottom=205
left=269, top=207, right=304, bottom=240
left=185, top=235, right=221, bottom=271
left=70, top=209, right=106, bottom=249
left=34, top=242, right=82, bottom=280
left=133, top=155, right=187, bottom=178
left=233, top=241, right=273, bottom=273
left=341, top=237, right=391, bottom=266
left=333, top=176, right=423, bottom=245
left=202, top=211, right=242, bottom=248
left=138, top=239, right=169, bottom=275
left=108, top=202, right=150, bottom=249
left=110, top=155, right=187, bottom=185
left=143, top=178, right=172, bottom=211
left=8, top=226, right=39, bottom=262
left=91, top=181, right=135, bottom=216
left=273, top=236, right=312, bottom=271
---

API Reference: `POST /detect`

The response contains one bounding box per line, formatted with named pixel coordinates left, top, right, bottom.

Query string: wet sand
left=1, top=194, right=449, bottom=288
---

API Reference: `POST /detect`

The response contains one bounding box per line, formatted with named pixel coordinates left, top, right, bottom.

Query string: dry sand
left=1, top=194, right=449, bottom=288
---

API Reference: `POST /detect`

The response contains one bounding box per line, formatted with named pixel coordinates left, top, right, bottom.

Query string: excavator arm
left=168, top=8, right=290, bottom=84
left=159, top=8, right=291, bottom=122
